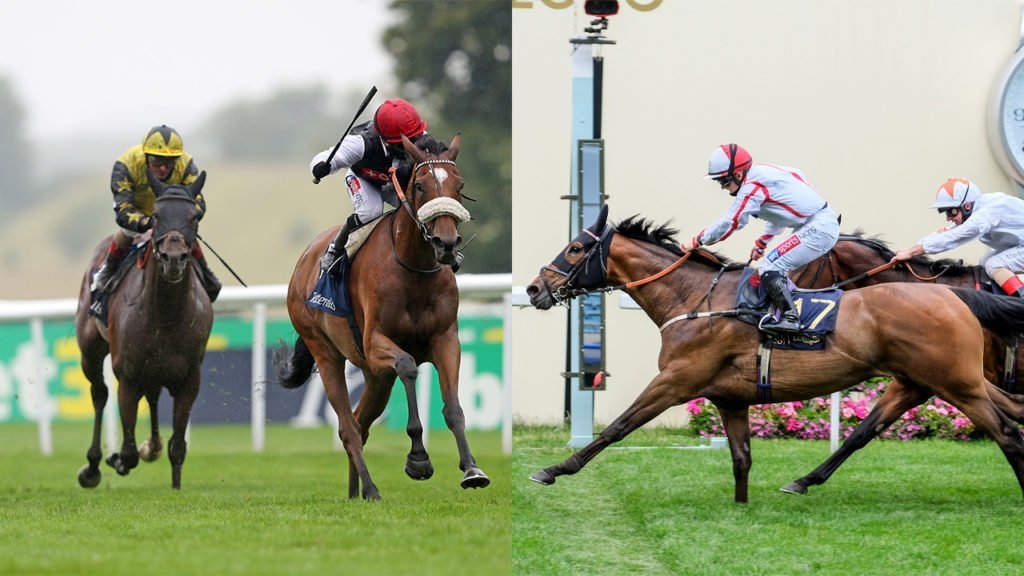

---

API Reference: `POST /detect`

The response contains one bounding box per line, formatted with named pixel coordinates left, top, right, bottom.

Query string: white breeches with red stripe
left=759, top=205, right=840, bottom=276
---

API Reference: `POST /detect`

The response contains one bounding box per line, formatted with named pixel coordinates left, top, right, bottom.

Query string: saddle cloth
left=735, top=267, right=843, bottom=350
left=305, top=213, right=389, bottom=318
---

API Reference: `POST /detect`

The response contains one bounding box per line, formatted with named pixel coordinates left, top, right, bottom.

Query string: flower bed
left=685, top=379, right=979, bottom=441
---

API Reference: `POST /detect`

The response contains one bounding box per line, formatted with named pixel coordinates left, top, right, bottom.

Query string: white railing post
left=30, top=318, right=52, bottom=456
left=251, top=302, right=267, bottom=452
left=502, top=293, right=512, bottom=455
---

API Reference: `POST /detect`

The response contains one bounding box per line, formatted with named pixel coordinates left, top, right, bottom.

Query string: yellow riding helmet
left=142, top=125, right=184, bottom=157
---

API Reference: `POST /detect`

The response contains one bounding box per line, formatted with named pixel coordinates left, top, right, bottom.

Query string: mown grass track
left=0, top=423, right=510, bottom=575
left=514, top=426, right=1024, bottom=576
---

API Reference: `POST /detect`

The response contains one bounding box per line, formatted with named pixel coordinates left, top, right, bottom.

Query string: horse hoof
left=139, top=440, right=161, bottom=462
left=460, top=468, right=490, bottom=489
left=529, top=469, right=555, bottom=486
left=105, top=454, right=129, bottom=476
left=78, top=465, right=101, bottom=489
left=404, top=458, right=435, bottom=481
left=779, top=481, right=808, bottom=495
left=363, top=488, right=382, bottom=501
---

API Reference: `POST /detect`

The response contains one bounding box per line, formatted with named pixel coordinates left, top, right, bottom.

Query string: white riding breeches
left=760, top=205, right=841, bottom=276
left=980, top=245, right=1024, bottom=277
left=345, top=171, right=386, bottom=223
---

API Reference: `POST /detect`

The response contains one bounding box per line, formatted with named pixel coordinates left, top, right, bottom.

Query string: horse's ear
left=147, top=167, right=167, bottom=197
left=447, top=133, right=461, bottom=161
left=593, top=204, right=609, bottom=231
left=401, top=134, right=425, bottom=163
left=188, top=171, right=207, bottom=197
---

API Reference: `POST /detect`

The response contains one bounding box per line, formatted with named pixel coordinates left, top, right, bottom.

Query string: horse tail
left=952, top=288, right=1024, bottom=345
left=275, top=336, right=316, bottom=389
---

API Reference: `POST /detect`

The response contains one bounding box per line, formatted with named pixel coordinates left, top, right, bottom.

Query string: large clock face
left=991, top=49, right=1024, bottom=184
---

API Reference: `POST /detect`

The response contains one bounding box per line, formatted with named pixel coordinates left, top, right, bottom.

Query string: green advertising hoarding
left=0, top=308, right=504, bottom=431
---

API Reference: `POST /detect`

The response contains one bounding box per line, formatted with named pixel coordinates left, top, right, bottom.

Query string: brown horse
left=525, top=205, right=1024, bottom=503
left=780, top=232, right=1024, bottom=495
left=75, top=171, right=213, bottom=489
left=276, top=134, right=489, bottom=500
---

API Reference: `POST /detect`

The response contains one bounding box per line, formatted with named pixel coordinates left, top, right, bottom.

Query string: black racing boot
left=320, top=213, right=361, bottom=277
left=759, top=271, right=801, bottom=333
left=195, top=255, right=222, bottom=303
left=88, top=246, right=127, bottom=319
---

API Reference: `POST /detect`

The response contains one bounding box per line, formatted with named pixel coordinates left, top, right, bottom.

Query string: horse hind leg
left=942, top=382, right=1024, bottom=497
left=139, top=391, right=163, bottom=463
left=320, top=356, right=379, bottom=500
left=780, top=379, right=931, bottom=495
left=77, top=345, right=109, bottom=489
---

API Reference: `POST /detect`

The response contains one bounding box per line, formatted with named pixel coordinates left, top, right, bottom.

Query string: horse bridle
left=388, top=158, right=472, bottom=274
left=150, top=194, right=198, bottom=260
left=539, top=224, right=615, bottom=305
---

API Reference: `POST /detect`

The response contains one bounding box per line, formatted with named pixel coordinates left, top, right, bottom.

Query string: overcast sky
left=0, top=0, right=393, bottom=143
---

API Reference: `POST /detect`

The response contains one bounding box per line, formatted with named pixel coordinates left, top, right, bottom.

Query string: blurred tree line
left=202, top=0, right=511, bottom=273
left=0, top=77, right=34, bottom=222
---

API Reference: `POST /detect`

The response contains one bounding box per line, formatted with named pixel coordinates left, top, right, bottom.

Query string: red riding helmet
left=373, top=99, right=428, bottom=143
left=705, top=143, right=753, bottom=180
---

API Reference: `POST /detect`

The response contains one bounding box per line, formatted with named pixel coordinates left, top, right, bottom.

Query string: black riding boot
left=320, top=213, right=362, bottom=276
left=88, top=248, right=127, bottom=318
left=759, top=271, right=801, bottom=333
left=195, top=256, right=222, bottom=303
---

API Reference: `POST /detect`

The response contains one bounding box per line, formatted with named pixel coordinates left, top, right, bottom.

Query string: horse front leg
left=77, top=342, right=109, bottom=488
left=139, top=390, right=163, bottom=463
left=106, top=379, right=141, bottom=477
left=718, top=406, right=752, bottom=504
left=780, top=378, right=930, bottom=495
left=530, top=366, right=693, bottom=487
left=364, top=333, right=434, bottom=482
left=431, top=330, right=488, bottom=489
left=168, top=378, right=199, bottom=489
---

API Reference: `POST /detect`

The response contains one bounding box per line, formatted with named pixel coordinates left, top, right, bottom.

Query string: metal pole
left=251, top=302, right=267, bottom=452
left=417, top=364, right=432, bottom=450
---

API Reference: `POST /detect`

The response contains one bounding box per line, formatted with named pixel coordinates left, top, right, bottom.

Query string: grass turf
left=514, top=425, right=1024, bottom=576
left=0, top=423, right=510, bottom=575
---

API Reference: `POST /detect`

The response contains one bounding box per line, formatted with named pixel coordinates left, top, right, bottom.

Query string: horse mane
left=615, top=215, right=740, bottom=269
left=840, top=228, right=975, bottom=275
left=413, top=133, right=449, bottom=155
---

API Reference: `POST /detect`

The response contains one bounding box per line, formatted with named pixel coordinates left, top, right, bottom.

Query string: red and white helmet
left=930, top=178, right=981, bottom=210
left=705, top=143, right=753, bottom=180
left=373, top=99, right=428, bottom=143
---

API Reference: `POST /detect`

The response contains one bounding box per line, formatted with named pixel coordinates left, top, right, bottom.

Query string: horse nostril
left=431, top=236, right=444, bottom=250
left=526, top=284, right=539, bottom=296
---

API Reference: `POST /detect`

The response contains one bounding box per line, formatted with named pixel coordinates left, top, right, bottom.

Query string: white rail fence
left=0, top=274, right=513, bottom=456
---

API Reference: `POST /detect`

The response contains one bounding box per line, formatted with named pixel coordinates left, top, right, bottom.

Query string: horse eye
left=569, top=245, right=583, bottom=255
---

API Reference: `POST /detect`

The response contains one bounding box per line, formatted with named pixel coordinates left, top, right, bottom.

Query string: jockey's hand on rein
left=750, top=246, right=764, bottom=261
left=312, top=161, right=331, bottom=180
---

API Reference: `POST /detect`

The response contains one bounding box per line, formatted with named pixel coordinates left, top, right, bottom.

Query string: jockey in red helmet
left=685, top=144, right=840, bottom=333
left=89, top=125, right=221, bottom=320
left=310, top=99, right=462, bottom=274
left=893, top=178, right=1024, bottom=297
